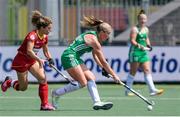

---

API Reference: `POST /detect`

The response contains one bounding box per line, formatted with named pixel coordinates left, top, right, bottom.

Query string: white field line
left=0, top=96, right=180, bottom=101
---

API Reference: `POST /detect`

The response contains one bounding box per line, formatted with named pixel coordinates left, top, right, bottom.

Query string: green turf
left=0, top=84, right=180, bottom=116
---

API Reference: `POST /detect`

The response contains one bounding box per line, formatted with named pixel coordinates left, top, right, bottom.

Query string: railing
left=0, top=0, right=175, bottom=46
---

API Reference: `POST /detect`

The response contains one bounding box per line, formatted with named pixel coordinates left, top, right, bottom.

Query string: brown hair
left=31, top=10, right=52, bottom=29
left=81, top=16, right=112, bottom=33
left=81, top=16, right=103, bottom=27
left=138, top=9, right=146, bottom=19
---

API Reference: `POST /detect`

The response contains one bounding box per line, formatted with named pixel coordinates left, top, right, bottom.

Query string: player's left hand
left=102, top=68, right=110, bottom=78
left=48, top=58, right=55, bottom=67
left=147, top=45, right=153, bottom=51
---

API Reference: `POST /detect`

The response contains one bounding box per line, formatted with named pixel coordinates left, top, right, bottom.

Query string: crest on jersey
left=30, top=35, right=35, bottom=40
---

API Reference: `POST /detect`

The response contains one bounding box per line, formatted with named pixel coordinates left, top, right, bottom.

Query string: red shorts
left=11, top=52, right=36, bottom=72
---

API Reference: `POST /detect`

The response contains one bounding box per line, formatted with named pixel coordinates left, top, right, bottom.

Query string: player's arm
left=84, top=34, right=103, bottom=67
left=42, top=44, right=52, bottom=60
left=146, top=37, right=152, bottom=51
left=84, top=34, right=120, bottom=83
left=92, top=51, right=103, bottom=68
left=27, top=41, right=44, bottom=67
left=130, top=26, right=138, bottom=46
left=146, top=37, right=151, bottom=46
left=145, top=28, right=153, bottom=51
left=42, top=44, right=54, bottom=66
left=92, top=51, right=110, bottom=78
left=130, top=27, right=150, bottom=51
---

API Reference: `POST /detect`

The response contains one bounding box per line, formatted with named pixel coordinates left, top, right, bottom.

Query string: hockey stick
left=51, top=65, right=77, bottom=86
left=143, top=46, right=151, bottom=51
left=108, top=74, right=154, bottom=106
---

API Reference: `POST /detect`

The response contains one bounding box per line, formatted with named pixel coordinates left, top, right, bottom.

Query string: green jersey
left=130, top=26, right=148, bottom=54
left=61, top=31, right=97, bottom=69
left=68, top=31, right=97, bottom=56
left=129, top=26, right=150, bottom=63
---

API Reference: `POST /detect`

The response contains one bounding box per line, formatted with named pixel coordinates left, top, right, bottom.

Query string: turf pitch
left=0, top=84, right=180, bottom=116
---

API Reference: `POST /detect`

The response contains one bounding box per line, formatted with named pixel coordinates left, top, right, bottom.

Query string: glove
left=102, top=68, right=110, bottom=78
left=137, top=44, right=151, bottom=51
left=48, top=58, right=54, bottom=66
left=137, top=43, right=146, bottom=50
left=147, top=45, right=153, bottom=51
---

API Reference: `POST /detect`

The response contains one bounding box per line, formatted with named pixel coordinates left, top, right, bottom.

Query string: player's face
left=102, top=27, right=112, bottom=41
left=139, top=14, right=147, bottom=25
left=42, top=24, right=52, bottom=35
left=98, top=23, right=112, bottom=45
left=99, top=30, right=111, bottom=45
left=102, top=31, right=110, bottom=40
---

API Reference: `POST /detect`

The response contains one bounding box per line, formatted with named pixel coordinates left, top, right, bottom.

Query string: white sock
left=125, top=74, right=134, bottom=93
left=11, top=80, right=17, bottom=87
left=87, top=80, right=101, bottom=103
left=53, top=81, right=81, bottom=96
left=144, top=74, right=156, bottom=93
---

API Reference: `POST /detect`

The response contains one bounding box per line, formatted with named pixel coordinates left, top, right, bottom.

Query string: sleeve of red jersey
left=27, top=34, right=36, bottom=42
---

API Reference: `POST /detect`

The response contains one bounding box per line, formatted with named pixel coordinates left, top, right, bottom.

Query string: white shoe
left=51, top=90, right=60, bottom=109
left=40, top=103, right=56, bottom=111
left=93, top=101, right=113, bottom=110
left=150, top=89, right=164, bottom=96
left=125, top=91, right=135, bottom=96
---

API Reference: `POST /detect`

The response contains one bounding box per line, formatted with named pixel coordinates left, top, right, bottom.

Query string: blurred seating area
left=0, top=0, right=177, bottom=46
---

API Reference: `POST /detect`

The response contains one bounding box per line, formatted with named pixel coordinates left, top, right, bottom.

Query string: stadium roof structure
left=114, top=0, right=180, bottom=42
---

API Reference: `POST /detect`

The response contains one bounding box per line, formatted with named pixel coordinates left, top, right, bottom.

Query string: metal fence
left=0, top=0, right=174, bottom=46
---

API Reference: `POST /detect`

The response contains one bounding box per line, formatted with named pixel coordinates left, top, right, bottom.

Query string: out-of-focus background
left=0, top=0, right=180, bottom=116
left=1, top=0, right=180, bottom=83
left=0, top=0, right=179, bottom=46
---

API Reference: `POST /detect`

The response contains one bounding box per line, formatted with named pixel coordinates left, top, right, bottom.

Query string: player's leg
left=1, top=71, right=28, bottom=92
left=15, top=71, right=28, bottom=91
left=51, top=65, right=84, bottom=109
left=1, top=76, right=13, bottom=92
left=141, top=61, right=164, bottom=96
left=82, top=64, right=100, bottom=103
left=82, top=64, right=113, bottom=110
left=1, top=52, right=29, bottom=92
left=125, top=62, right=139, bottom=96
left=29, top=62, right=55, bottom=111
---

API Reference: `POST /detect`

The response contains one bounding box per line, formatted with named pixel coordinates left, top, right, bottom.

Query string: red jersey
left=18, top=30, right=48, bottom=55
left=11, top=30, right=48, bottom=72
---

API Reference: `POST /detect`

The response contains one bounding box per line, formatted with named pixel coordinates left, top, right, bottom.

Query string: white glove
left=137, top=44, right=151, bottom=51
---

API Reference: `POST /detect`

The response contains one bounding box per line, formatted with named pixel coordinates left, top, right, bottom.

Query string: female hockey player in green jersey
left=125, top=10, right=164, bottom=96
left=52, top=16, right=120, bottom=110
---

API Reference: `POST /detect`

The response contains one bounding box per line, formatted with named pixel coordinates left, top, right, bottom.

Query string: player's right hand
left=101, top=68, right=121, bottom=83
left=137, top=44, right=146, bottom=51
left=48, top=58, right=55, bottom=67
left=113, top=75, right=121, bottom=84
left=137, top=44, right=151, bottom=51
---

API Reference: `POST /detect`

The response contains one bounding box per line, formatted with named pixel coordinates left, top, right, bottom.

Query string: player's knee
left=129, top=72, right=136, bottom=76
left=129, top=69, right=137, bottom=76
left=80, top=83, right=87, bottom=88
left=19, top=86, right=28, bottom=91
left=72, top=81, right=82, bottom=88
left=143, top=69, right=150, bottom=74
left=39, top=80, right=46, bottom=84
left=38, top=76, right=47, bottom=84
left=79, top=81, right=87, bottom=88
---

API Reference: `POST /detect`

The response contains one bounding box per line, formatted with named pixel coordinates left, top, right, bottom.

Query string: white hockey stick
left=51, top=65, right=77, bottom=86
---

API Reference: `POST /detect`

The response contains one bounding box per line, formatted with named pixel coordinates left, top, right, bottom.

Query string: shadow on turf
left=0, top=108, right=95, bottom=112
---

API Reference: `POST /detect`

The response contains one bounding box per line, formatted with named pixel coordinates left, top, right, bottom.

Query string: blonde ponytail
left=81, top=16, right=103, bottom=28
left=81, top=16, right=112, bottom=34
